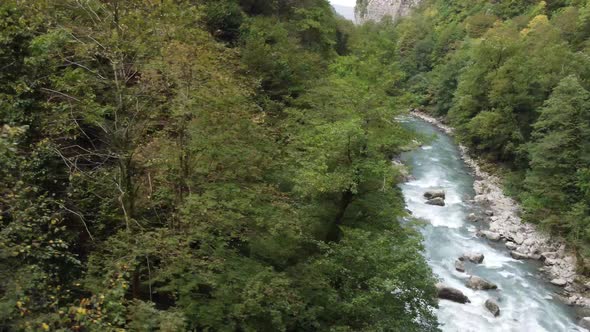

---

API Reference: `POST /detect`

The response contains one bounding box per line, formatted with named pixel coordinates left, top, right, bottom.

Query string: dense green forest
left=387, top=0, right=590, bottom=272
left=0, top=0, right=439, bottom=331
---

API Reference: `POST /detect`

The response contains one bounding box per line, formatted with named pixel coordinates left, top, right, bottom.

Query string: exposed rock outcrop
left=355, top=0, right=422, bottom=24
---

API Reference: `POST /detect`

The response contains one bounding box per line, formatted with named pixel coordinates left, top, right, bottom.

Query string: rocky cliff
left=355, top=0, right=421, bottom=23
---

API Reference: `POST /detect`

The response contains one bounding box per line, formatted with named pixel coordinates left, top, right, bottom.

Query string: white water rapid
left=400, top=117, right=584, bottom=332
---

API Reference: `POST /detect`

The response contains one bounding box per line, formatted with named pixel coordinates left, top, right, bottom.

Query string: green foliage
left=387, top=0, right=590, bottom=272
left=0, top=0, right=439, bottom=330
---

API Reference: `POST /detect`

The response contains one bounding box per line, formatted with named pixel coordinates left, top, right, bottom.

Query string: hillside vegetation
left=385, top=0, right=590, bottom=271
left=0, top=0, right=439, bottom=331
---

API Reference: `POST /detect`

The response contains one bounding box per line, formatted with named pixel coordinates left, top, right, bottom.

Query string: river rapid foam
left=399, top=116, right=585, bottom=331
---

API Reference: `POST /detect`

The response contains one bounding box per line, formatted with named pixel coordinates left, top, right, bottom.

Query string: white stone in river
left=505, top=242, right=518, bottom=250
left=550, top=278, right=567, bottom=287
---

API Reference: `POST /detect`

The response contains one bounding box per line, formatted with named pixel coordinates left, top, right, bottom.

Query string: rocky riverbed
left=410, top=110, right=590, bottom=310
left=400, top=113, right=589, bottom=331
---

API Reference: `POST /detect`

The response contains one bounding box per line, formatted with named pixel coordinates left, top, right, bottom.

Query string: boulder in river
left=510, top=251, right=529, bottom=260
left=466, top=276, right=498, bottom=290
left=426, top=197, right=445, bottom=206
left=455, top=259, right=465, bottom=272
left=436, top=283, right=470, bottom=304
left=485, top=210, right=494, bottom=216
left=550, top=278, right=567, bottom=287
left=579, top=317, right=590, bottom=330
left=479, top=230, right=502, bottom=242
left=462, top=252, right=484, bottom=264
left=424, top=190, right=445, bottom=199
left=485, top=299, right=500, bottom=317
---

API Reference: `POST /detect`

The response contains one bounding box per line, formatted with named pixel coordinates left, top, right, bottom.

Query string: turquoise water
left=399, top=117, right=583, bottom=332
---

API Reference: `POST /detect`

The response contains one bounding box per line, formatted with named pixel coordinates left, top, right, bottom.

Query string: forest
left=4, top=0, right=590, bottom=330
left=0, top=0, right=439, bottom=331
left=390, top=0, right=590, bottom=273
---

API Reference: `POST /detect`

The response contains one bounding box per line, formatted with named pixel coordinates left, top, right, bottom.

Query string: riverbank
left=409, top=110, right=590, bottom=312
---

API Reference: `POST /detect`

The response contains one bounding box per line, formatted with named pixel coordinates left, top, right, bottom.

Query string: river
left=399, top=117, right=584, bottom=332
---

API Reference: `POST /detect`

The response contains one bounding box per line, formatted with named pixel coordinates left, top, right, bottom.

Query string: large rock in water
left=426, top=197, right=445, bottom=206
left=579, top=317, right=590, bottom=330
left=436, top=283, right=470, bottom=304
left=455, top=259, right=465, bottom=272
left=462, top=252, right=484, bottom=264
left=485, top=299, right=500, bottom=317
left=424, top=190, right=446, bottom=199
left=466, top=276, right=498, bottom=290
left=510, top=251, right=529, bottom=260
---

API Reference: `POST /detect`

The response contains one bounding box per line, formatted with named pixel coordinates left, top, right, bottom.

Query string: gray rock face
left=356, top=0, right=422, bottom=24
left=455, top=259, right=465, bottom=272
left=485, top=299, right=501, bottom=317
left=426, top=197, right=445, bottom=206
left=436, top=283, right=470, bottom=304
left=462, top=252, right=484, bottom=264
left=466, top=276, right=498, bottom=290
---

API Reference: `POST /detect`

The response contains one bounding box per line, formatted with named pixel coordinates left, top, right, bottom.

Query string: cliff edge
left=355, top=0, right=421, bottom=23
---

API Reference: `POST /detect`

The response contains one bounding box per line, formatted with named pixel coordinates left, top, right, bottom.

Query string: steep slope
left=355, top=0, right=421, bottom=23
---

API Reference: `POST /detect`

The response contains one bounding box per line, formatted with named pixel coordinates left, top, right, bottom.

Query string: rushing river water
left=399, top=117, right=584, bottom=332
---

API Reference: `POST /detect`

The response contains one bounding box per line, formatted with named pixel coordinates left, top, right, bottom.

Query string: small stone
left=510, top=251, right=528, bottom=260
left=480, top=231, right=502, bottom=242
left=544, top=258, right=557, bottom=266
left=550, top=278, right=567, bottom=287
left=468, top=213, right=479, bottom=222
left=485, top=299, right=500, bottom=317
left=455, top=259, right=465, bottom=272
left=485, top=210, right=494, bottom=216
left=529, top=254, right=542, bottom=260
left=505, top=242, right=518, bottom=250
